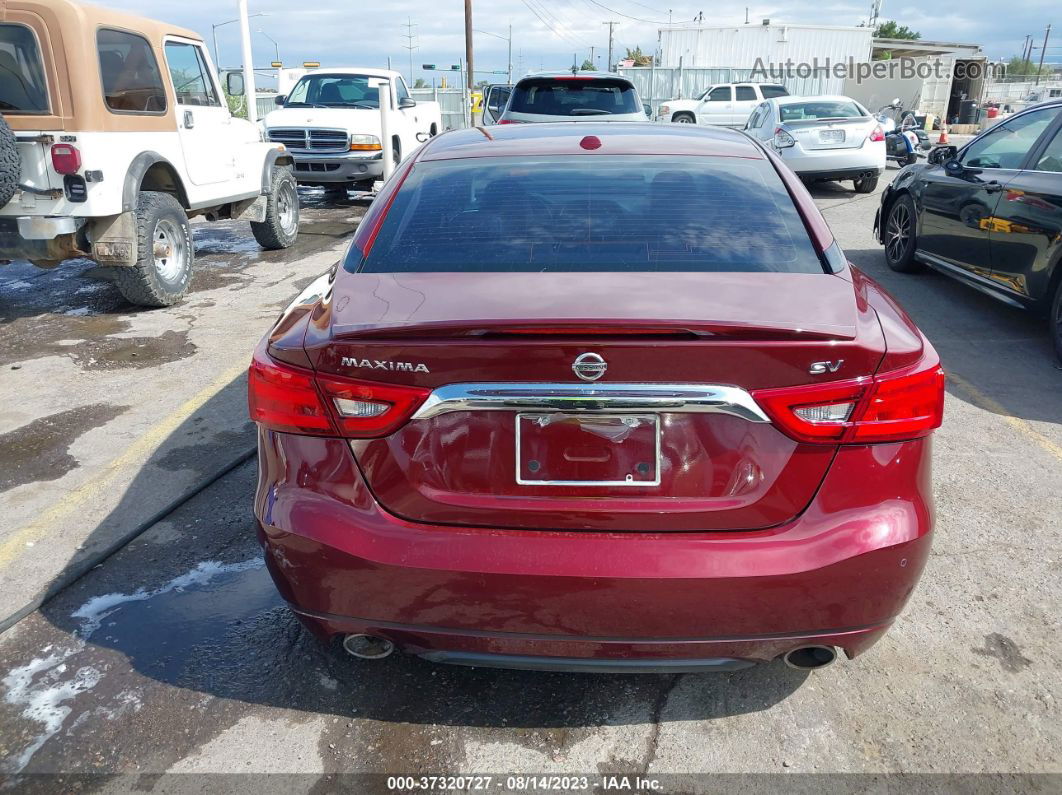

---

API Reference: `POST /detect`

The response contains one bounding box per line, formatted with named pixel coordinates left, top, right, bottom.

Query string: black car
left=875, top=100, right=1062, bottom=359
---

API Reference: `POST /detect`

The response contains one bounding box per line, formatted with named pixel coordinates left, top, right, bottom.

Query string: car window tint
left=707, top=86, right=731, bottom=101
left=164, top=42, right=219, bottom=107
left=508, top=78, right=640, bottom=116
left=736, top=86, right=757, bottom=101
left=0, top=23, right=49, bottom=113
left=353, top=156, right=825, bottom=274
left=746, top=107, right=762, bottom=128
left=778, top=101, right=865, bottom=121
left=963, top=107, right=1061, bottom=169
left=1033, top=126, right=1062, bottom=172
left=487, top=86, right=511, bottom=114
left=395, top=77, right=410, bottom=103
left=760, top=85, right=789, bottom=99
left=97, top=28, right=167, bottom=114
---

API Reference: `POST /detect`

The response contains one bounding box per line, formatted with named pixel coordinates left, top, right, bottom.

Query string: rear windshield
left=779, top=101, right=865, bottom=121
left=509, top=78, right=640, bottom=117
left=0, top=24, right=49, bottom=114
left=352, top=156, right=824, bottom=274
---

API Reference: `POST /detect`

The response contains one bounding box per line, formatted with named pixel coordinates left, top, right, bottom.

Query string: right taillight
left=248, top=345, right=429, bottom=439
left=869, top=124, right=885, bottom=142
left=753, top=356, right=944, bottom=445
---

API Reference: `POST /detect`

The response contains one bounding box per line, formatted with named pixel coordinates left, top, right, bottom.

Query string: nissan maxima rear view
left=248, top=123, right=944, bottom=673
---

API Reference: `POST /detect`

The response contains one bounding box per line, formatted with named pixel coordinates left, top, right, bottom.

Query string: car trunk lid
left=785, top=118, right=874, bottom=151
left=307, top=271, right=885, bottom=532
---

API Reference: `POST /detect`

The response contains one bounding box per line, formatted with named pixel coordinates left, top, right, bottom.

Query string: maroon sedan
left=249, top=123, right=943, bottom=672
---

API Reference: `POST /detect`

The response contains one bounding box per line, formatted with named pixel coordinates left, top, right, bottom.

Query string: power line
left=534, top=0, right=595, bottom=46
left=522, top=0, right=592, bottom=49
left=582, top=0, right=669, bottom=25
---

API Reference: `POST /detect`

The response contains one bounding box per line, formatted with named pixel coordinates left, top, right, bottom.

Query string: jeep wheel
left=0, top=115, right=21, bottom=208
left=113, top=191, right=193, bottom=307
left=251, top=166, right=299, bottom=250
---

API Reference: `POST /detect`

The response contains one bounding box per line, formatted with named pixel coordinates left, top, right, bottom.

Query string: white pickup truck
left=264, top=68, right=441, bottom=190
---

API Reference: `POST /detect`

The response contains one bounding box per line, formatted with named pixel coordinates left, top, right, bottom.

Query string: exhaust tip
left=782, top=645, right=837, bottom=670
left=342, top=634, right=395, bottom=660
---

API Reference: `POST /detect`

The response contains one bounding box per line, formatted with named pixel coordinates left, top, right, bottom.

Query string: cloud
left=99, top=0, right=1056, bottom=84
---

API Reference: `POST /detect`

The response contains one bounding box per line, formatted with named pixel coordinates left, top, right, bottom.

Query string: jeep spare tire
left=0, top=114, right=21, bottom=208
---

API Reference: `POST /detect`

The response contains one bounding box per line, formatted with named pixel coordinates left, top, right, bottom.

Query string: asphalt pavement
left=0, top=170, right=1059, bottom=790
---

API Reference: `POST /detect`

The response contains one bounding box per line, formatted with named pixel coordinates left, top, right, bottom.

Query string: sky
left=105, top=0, right=1058, bottom=86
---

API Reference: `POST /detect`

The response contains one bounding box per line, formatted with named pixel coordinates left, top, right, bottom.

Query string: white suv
left=0, top=0, right=298, bottom=307
left=658, top=83, right=789, bottom=127
left=497, top=73, right=649, bottom=123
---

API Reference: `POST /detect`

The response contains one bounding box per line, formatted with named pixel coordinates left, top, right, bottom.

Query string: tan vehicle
left=0, top=0, right=298, bottom=306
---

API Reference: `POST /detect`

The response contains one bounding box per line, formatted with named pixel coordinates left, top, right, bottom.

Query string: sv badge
left=808, top=360, right=844, bottom=375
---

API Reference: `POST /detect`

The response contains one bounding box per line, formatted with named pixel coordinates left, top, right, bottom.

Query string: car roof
left=517, top=71, right=634, bottom=83
left=418, top=122, right=763, bottom=162
left=304, top=67, right=400, bottom=79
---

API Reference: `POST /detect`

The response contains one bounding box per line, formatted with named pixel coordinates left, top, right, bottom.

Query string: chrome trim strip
left=410, top=383, right=771, bottom=424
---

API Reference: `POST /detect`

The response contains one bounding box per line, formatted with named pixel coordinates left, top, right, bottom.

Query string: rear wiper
left=569, top=108, right=612, bottom=116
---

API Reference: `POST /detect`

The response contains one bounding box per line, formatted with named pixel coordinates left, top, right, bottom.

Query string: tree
left=1005, top=57, right=1051, bottom=77
left=624, top=46, right=652, bottom=66
left=580, top=58, right=595, bottom=71
left=874, top=21, right=921, bottom=40
left=413, top=78, right=428, bottom=88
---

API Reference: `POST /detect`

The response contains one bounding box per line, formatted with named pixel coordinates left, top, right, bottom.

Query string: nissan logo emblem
left=572, top=352, right=607, bottom=382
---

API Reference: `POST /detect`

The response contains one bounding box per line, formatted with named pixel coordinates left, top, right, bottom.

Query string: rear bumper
left=255, top=431, right=933, bottom=667
left=779, top=143, right=887, bottom=179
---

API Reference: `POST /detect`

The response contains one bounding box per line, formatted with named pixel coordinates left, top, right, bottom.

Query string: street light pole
left=211, top=11, right=265, bottom=68
left=473, top=27, right=514, bottom=83
left=257, top=30, right=279, bottom=63
left=237, top=0, right=257, bottom=123
left=464, top=0, right=474, bottom=95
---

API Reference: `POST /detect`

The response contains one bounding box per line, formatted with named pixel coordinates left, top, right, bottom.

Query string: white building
left=658, top=21, right=873, bottom=71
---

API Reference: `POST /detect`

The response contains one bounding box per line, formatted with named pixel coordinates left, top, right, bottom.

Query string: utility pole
left=464, top=0, right=474, bottom=93
left=1036, top=24, right=1051, bottom=86
left=1021, top=35, right=1032, bottom=65
left=236, top=0, right=256, bottom=123
left=508, top=24, right=513, bottom=83
left=402, top=18, right=418, bottom=86
left=589, top=46, right=595, bottom=66
left=602, top=21, right=617, bottom=72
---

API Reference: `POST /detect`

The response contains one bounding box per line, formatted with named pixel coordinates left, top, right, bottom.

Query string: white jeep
left=0, top=0, right=299, bottom=307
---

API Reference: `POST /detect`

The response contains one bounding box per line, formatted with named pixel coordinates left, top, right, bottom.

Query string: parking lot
left=1, top=167, right=1060, bottom=786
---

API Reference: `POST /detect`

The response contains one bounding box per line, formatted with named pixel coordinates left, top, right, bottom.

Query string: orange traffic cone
left=937, top=125, right=949, bottom=145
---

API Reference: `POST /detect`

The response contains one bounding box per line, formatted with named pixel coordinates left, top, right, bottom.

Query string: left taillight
left=753, top=355, right=944, bottom=444
left=50, top=143, right=81, bottom=175
left=248, top=346, right=429, bottom=438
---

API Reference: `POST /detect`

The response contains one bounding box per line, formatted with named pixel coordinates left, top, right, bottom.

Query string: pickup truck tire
left=251, top=166, right=299, bottom=250
left=672, top=112, right=696, bottom=124
left=0, top=115, right=21, bottom=209
left=113, top=191, right=193, bottom=307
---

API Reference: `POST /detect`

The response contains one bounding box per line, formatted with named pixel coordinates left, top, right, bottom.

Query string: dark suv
left=875, top=100, right=1062, bottom=359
